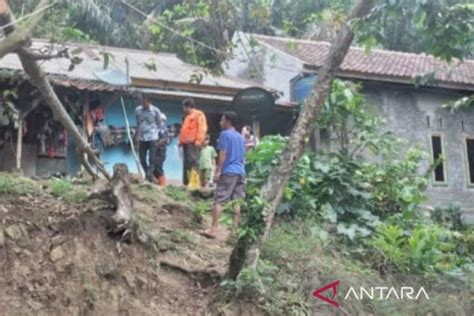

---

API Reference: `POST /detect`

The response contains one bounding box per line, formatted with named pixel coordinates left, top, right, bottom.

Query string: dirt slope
left=0, top=178, right=239, bottom=315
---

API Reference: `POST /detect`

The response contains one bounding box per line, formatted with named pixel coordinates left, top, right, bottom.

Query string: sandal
left=200, top=229, right=217, bottom=239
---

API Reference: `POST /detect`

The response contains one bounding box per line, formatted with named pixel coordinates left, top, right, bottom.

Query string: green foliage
left=371, top=223, right=471, bottom=274
left=51, top=178, right=73, bottom=197
left=0, top=173, right=39, bottom=196
left=244, top=80, right=429, bottom=242
left=318, top=80, right=388, bottom=156
left=170, top=228, right=194, bottom=246
left=222, top=260, right=278, bottom=298
left=148, top=0, right=236, bottom=73
left=192, top=200, right=210, bottom=217
left=233, top=218, right=473, bottom=315
left=50, top=179, right=87, bottom=204
left=164, top=185, right=190, bottom=201
left=432, top=204, right=464, bottom=231
left=354, top=0, right=474, bottom=61
left=0, top=87, right=19, bottom=127
left=443, top=95, right=474, bottom=112
left=271, top=0, right=352, bottom=37
left=83, top=283, right=96, bottom=310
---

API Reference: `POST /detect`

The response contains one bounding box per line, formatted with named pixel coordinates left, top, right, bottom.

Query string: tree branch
left=0, top=0, right=111, bottom=180
left=0, top=0, right=55, bottom=58
left=20, top=46, right=69, bottom=60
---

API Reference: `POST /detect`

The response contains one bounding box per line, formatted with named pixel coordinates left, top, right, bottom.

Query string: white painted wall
left=224, top=32, right=304, bottom=102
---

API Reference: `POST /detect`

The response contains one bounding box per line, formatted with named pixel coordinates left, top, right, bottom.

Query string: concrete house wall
left=363, top=84, right=474, bottom=212
left=225, top=39, right=474, bottom=213
left=225, top=33, right=303, bottom=102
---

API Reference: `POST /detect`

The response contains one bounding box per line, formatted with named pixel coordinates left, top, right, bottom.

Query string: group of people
left=135, top=95, right=258, bottom=238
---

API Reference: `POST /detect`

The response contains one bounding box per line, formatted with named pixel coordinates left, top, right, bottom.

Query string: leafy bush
left=0, top=172, right=39, bottom=196
left=244, top=80, right=429, bottom=242
left=51, top=179, right=87, bottom=203
left=371, top=224, right=471, bottom=274
left=164, top=185, right=190, bottom=201
left=432, top=204, right=464, bottom=231
left=51, top=179, right=73, bottom=197
left=245, top=135, right=427, bottom=241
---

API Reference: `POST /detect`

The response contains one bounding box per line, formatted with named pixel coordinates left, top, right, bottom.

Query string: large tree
left=228, top=0, right=374, bottom=278
left=227, top=0, right=474, bottom=279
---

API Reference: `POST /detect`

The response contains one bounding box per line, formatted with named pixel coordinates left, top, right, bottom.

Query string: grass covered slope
left=0, top=173, right=233, bottom=315
left=0, top=171, right=472, bottom=315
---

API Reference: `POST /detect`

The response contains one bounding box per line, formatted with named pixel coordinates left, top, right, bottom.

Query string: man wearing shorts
left=204, top=111, right=245, bottom=238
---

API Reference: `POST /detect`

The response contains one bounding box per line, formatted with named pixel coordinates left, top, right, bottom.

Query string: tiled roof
left=251, top=33, right=474, bottom=91
left=0, top=39, right=253, bottom=92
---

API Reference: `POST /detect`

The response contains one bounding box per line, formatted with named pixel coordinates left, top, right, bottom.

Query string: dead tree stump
left=110, top=163, right=133, bottom=226
left=88, top=163, right=133, bottom=231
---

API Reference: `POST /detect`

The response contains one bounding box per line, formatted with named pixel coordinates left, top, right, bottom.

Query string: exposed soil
left=0, top=180, right=244, bottom=315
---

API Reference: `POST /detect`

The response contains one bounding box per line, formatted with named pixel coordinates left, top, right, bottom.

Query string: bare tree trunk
left=15, top=115, right=22, bottom=172
left=110, top=163, right=133, bottom=225
left=0, top=0, right=50, bottom=58
left=140, top=5, right=160, bottom=49
left=228, top=0, right=374, bottom=279
left=17, top=49, right=111, bottom=180
left=89, top=163, right=133, bottom=228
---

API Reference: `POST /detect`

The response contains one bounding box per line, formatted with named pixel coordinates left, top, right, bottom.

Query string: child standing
left=199, top=135, right=217, bottom=187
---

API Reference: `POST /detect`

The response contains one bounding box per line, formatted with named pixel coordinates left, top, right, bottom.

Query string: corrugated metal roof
left=130, top=87, right=295, bottom=108
left=0, top=40, right=295, bottom=107
left=0, top=39, right=253, bottom=91
left=131, top=87, right=233, bottom=102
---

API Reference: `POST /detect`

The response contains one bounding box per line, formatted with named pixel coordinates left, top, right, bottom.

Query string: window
left=465, top=138, right=474, bottom=185
left=431, top=135, right=446, bottom=183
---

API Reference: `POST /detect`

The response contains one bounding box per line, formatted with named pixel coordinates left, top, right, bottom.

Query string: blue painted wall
left=293, top=74, right=317, bottom=104
left=101, top=98, right=184, bottom=181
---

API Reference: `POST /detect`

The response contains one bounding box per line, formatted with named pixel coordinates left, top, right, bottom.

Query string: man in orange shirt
left=179, top=98, right=208, bottom=187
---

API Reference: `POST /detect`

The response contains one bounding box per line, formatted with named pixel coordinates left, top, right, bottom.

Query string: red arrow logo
left=312, top=280, right=340, bottom=308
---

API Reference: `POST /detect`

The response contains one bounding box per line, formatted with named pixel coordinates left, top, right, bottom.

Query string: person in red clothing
left=179, top=98, right=208, bottom=187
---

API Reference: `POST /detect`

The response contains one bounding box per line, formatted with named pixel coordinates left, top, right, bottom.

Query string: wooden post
left=15, top=115, right=22, bottom=173
left=120, top=96, right=144, bottom=177
left=82, top=92, right=90, bottom=173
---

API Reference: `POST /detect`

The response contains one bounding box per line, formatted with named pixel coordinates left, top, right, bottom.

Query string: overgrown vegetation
left=241, top=80, right=430, bottom=242
left=50, top=178, right=88, bottom=204
left=164, top=185, right=191, bottom=202
left=227, top=80, right=474, bottom=314
left=231, top=220, right=473, bottom=315
left=0, top=172, right=39, bottom=196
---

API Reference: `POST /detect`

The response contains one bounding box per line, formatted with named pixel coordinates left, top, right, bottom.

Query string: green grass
left=83, top=283, right=96, bottom=310
left=0, top=172, right=39, bottom=196
left=193, top=200, right=211, bottom=216
left=164, top=186, right=190, bottom=202
left=170, top=228, right=194, bottom=244
left=230, top=220, right=473, bottom=315
left=50, top=178, right=87, bottom=204
left=152, top=234, right=176, bottom=252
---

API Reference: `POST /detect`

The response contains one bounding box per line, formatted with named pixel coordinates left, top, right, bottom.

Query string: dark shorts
left=183, top=143, right=200, bottom=169
left=214, top=174, right=246, bottom=204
